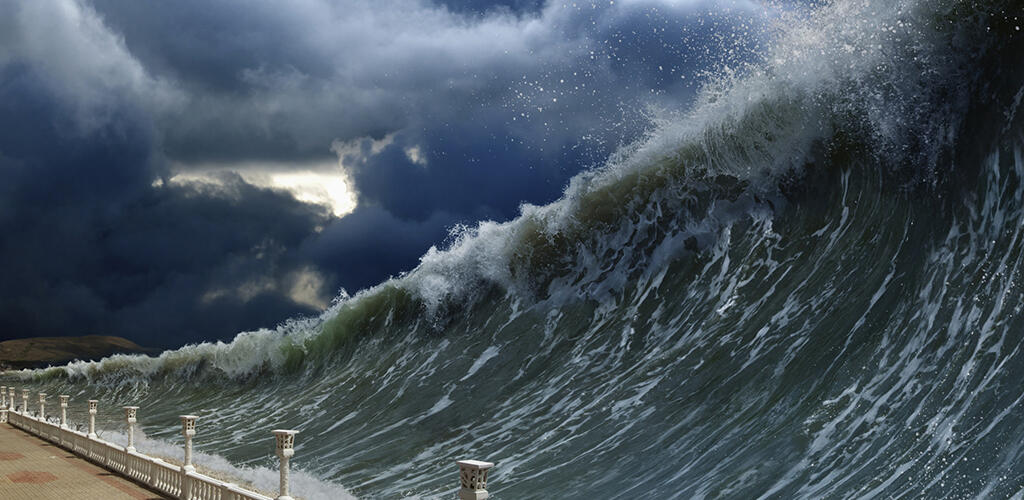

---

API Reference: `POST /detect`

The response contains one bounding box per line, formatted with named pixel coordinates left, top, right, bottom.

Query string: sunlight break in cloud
left=163, top=161, right=357, bottom=218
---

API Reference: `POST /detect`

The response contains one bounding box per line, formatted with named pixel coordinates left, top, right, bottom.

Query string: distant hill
left=0, top=335, right=158, bottom=370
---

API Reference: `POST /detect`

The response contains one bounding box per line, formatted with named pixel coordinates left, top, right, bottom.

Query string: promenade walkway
left=0, top=423, right=167, bottom=499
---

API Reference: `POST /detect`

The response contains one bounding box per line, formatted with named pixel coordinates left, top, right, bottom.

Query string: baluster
left=180, top=415, right=198, bottom=500
left=272, top=430, right=299, bottom=500
left=456, top=460, right=495, bottom=500
left=59, top=395, right=69, bottom=428
left=87, top=400, right=98, bottom=438
left=124, top=406, right=139, bottom=452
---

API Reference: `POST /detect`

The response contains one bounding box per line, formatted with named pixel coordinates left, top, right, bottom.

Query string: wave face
left=7, top=0, right=1024, bottom=498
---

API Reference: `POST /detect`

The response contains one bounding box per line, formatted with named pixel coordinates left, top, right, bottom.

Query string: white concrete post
left=59, top=395, right=69, bottom=428
left=21, top=389, right=28, bottom=414
left=8, top=387, right=14, bottom=410
left=38, top=392, right=46, bottom=421
left=1, top=386, right=5, bottom=407
left=124, top=406, right=138, bottom=452
left=272, top=430, right=299, bottom=500
left=456, top=460, right=495, bottom=500
left=88, top=400, right=98, bottom=438
left=180, top=415, right=198, bottom=500
left=180, top=415, right=198, bottom=471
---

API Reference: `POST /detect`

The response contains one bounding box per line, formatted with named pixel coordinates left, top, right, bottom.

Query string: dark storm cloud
left=0, top=0, right=782, bottom=347
left=325, top=0, right=777, bottom=224
left=0, top=38, right=330, bottom=346
left=301, top=205, right=459, bottom=292
left=85, top=0, right=582, bottom=163
left=83, top=0, right=775, bottom=163
left=434, top=0, right=547, bottom=15
left=337, top=120, right=575, bottom=222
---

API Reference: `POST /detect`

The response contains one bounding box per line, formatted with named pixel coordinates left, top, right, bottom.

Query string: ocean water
left=5, top=0, right=1024, bottom=498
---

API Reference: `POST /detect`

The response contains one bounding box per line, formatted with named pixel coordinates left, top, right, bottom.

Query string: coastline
left=0, top=335, right=157, bottom=371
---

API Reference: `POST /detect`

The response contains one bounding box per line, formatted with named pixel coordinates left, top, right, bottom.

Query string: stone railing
left=0, top=386, right=498, bottom=500
left=1, top=390, right=282, bottom=500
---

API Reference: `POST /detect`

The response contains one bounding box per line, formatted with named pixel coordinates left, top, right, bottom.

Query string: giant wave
left=6, top=0, right=1024, bottom=497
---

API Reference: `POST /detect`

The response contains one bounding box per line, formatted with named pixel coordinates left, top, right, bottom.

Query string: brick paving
left=0, top=423, right=167, bottom=499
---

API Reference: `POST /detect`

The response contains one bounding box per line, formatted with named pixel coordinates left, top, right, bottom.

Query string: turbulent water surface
left=5, top=0, right=1024, bottom=498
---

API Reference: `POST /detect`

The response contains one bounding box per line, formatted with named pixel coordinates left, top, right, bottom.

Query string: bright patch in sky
left=163, top=161, right=357, bottom=218
left=259, top=171, right=357, bottom=217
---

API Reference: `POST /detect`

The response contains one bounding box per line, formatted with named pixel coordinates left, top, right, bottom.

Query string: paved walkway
left=0, top=423, right=167, bottom=499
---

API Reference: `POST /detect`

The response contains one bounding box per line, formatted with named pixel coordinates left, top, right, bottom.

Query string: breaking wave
left=6, top=0, right=1024, bottom=498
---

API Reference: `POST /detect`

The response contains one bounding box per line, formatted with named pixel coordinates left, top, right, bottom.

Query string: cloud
left=80, top=0, right=778, bottom=163
left=300, top=204, right=461, bottom=292
left=165, top=160, right=358, bottom=218
left=82, top=0, right=575, bottom=163
left=0, top=0, right=178, bottom=134
left=0, top=0, right=783, bottom=346
left=434, top=0, right=547, bottom=15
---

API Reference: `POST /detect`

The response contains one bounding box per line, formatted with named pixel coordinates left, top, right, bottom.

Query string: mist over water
left=6, top=0, right=1024, bottom=498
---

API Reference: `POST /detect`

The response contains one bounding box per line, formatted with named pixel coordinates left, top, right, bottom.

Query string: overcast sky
left=0, top=0, right=788, bottom=347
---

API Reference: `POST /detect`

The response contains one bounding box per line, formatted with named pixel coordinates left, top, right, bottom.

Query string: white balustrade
left=1, top=388, right=496, bottom=500
left=4, top=395, right=278, bottom=500
left=38, top=392, right=46, bottom=421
